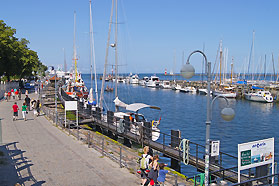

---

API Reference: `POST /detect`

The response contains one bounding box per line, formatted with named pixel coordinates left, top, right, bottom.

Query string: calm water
left=82, top=73, right=279, bottom=177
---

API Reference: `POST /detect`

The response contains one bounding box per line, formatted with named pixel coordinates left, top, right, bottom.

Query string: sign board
left=65, top=101, right=77, bottom=111
left=211, top=140, right=220, bottom=156
left=238, top=138, right=274, bottom=183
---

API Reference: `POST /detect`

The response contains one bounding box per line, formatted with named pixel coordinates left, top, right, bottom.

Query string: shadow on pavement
left=0, top=142, right=45, bottom=186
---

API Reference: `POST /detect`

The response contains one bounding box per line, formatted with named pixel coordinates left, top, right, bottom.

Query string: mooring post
left=123, top=116, right=131, bottom=148
left=171, top=129, right=181, bottom=172
left=0, top=119, right=2, bottom=144
left=102, top=137, right=104, bottom=156
left=119, top=146, right=122, bottom=168
left=88, top=132, right=91, bottom=148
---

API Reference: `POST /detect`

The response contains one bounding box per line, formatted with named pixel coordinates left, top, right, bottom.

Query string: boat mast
left=73, top=11, right=78, bottom=82
left=272, top=52, right=276, bottom=82
left=248, top=31, right=255, bottom=81
left=231, top=57, right=234, bottom=84
left=219, top=40, right=222, bottom=85
left=63, top=48, right=67, bottom=72
left=89, top=0, right=99, bottom=105
left=264, top=54, right=267, bottom=81
left=114, top=0, right=119, bottom=112
left=99, top=0, right=114, bottom=110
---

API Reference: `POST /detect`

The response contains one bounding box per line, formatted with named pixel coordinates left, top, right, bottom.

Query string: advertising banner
left=238, top=138, right=274, bottom=183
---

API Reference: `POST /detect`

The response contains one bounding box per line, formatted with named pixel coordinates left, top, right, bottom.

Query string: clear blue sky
left=1, top=0, right=279, bottom=74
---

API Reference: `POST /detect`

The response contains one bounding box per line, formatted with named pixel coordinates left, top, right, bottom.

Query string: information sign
left=238, top=138, right=274, bottom=183
left=211, top=140, right=220, bottom=156
left=65, top=101, right=77, bottom=111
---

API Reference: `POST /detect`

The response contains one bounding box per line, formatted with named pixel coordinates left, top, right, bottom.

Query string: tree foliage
left=0, top=20, right=47, bottom=81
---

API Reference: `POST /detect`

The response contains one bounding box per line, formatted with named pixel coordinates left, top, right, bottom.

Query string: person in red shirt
left=12, top=102, right=19, bottom=121
left=15, top=90, right=19, bottom=100
left=7, top=91, right=11, bottom=101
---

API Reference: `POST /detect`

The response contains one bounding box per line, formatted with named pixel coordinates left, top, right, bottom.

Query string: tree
left=0, top=20, right=47, bottom=81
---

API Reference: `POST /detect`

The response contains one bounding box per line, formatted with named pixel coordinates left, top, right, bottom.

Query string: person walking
left=11, top=88, right=14, bottom=99
left=12, top=102, right=19, bottom=121
left=22, top=102, right=28, bottom=121
left=25, top=95, right=31, bottom=111
left=35, top=100, right=41, bottom=117
left=148, top=155, right=159, bottom=186
left=157, top=163, right=168, bottom=186
left=139, top=146, right=153, bottom=186
left=4, top=91, right=8, bottom=101
left=15, top=89, right=19, bottom=100
left=7, top=91, right=11, bottom=101
left=18, top=89, right=22, bottom=100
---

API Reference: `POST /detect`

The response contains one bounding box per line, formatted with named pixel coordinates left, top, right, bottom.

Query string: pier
left=55, top=86, right=254, bottom=184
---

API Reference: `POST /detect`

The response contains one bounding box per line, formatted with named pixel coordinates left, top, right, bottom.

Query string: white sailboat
left=244, top=88, right=273, bottom=103
left=99, top=0, right=161, bottom=141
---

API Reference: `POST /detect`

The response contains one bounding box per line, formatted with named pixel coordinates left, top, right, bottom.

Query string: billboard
left=238, top=138, right=274, bottom=183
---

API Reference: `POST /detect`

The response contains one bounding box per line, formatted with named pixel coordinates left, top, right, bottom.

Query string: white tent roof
left=113, top=97, right=128, bottom=108
left=114, top=97, right=160, bottom=112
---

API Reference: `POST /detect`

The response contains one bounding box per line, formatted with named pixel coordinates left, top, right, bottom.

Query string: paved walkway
left=0, top=93, right=139, bottom=186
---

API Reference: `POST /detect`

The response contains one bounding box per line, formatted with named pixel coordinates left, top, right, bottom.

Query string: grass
left=66, top=111, right=76, bottom=121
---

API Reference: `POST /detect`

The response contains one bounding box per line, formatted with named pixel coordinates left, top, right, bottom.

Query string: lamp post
left=181, top=50, right=235, bottom=186
left=54, top=69, right=57, bottom=126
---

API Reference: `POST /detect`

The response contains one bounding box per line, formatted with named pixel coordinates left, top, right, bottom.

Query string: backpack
left=139, top=154, right=148, bottom=170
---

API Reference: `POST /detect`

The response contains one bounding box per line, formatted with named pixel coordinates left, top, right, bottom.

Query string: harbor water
left=82, top=73, right=279, bottom=177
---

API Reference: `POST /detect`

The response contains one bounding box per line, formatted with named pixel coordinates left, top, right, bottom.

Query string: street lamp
left=181, top=50, right=235, bottom=186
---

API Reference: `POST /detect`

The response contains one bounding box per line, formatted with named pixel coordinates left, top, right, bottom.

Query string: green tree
left=0, top=20, right=47, bottom=81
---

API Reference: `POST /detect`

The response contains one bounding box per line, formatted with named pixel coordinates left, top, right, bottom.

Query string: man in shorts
left=12, top=102, right=19, bottom=121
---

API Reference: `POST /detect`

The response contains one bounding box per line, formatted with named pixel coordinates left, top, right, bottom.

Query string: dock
left=56, top=87, right=252, bottom=184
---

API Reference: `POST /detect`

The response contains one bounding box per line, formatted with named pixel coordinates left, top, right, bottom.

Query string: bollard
left=119, top=146, right=122, bottom=168
left=174, top=174, right=178, bottom=186
left=0, top=119, right=2, bottom=144
left=88, top=132, right=91, bottom=148
left=102, top=137, right=104, bottom=156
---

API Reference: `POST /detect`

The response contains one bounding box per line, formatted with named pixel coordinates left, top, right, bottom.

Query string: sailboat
left=212, top=40, right=236, bottom=98
left=99, top=0, right=161, bottom=141
left=65, top=12, right=89, bottom=100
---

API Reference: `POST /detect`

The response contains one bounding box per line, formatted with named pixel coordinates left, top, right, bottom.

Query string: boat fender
left=179, top=139, right=190, bottom=165
left=117, top=119, right=125, bottom=134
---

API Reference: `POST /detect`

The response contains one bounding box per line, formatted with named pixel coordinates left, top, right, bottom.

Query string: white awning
left=113, top=97, right=128, bottom=108
left=114, top=97, right=161, bottom=112
left=126, top=103, right=161, bottom=112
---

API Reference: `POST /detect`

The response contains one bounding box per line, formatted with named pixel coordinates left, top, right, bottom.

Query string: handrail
left=231, top=173, right=279, bottom=186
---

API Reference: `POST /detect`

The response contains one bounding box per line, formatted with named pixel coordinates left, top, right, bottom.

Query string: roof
left=49, top=75, right=60, bottom=81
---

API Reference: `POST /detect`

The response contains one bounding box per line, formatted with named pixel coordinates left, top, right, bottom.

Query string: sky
left=1, top=0, right=279, bottom=74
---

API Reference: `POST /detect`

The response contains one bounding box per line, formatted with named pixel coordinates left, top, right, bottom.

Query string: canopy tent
left=113, top=97, right=161, bottom=112
left=113, top=97, right=128, bottom=108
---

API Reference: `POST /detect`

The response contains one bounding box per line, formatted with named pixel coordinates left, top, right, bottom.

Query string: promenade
left=0, top=93, right=139, bottom=186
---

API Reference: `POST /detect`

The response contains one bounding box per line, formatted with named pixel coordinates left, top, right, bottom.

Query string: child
left=22, top=102, right=27, bottom=121
left=157, top=163, right=168, bottom=186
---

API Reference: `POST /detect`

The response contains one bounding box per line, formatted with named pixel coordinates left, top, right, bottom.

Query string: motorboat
left=198, top=88, right=212, bottom=95
left=244, top=90, right=273, bottom=103
left=212, top=90, right=236, bottom=98
left=160, top=81, right=171, bottom=89
left=129, top=74, right=139, bottom=84
left=146, top=76, right=160, bottom=88
left=139, top=77, right=149, bottom=86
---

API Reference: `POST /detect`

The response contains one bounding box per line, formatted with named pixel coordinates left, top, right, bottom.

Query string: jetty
left=55, top=86, right=252, bottom=184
